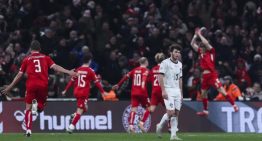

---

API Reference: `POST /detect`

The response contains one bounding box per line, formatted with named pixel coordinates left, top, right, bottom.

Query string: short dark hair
left=30, top=40, right=41, bottom=51
left=139, top=57, right=148, bottom=65
left=169, top=44, right=181, bottom=52
left=82, top=53, right=93, bottom=63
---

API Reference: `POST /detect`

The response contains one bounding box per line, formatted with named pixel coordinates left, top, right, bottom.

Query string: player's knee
left=167, top=110, right=175, bottom=117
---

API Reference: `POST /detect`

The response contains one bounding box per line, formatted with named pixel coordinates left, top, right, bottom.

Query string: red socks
left=226, top=94, right=235, bottom=105
left=141, top=110, right=150, bottom=122
left=25, top=110, right=32, bottom=130
left=129, top=111, right=136, bottom=125
left=72, top=113, right=81, bottom=126
left=203, top=98, right=208, bottom=111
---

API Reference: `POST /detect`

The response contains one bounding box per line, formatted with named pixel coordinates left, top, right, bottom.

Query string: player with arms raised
left=1, top=40, right=77, bottom=137
left=156, top=45, right=183, bottom=140
left=113, top=57, right=150, bottom=133
left=62, top=53, right=108, bottom=133
left=191, top=27, right=239, bottom=116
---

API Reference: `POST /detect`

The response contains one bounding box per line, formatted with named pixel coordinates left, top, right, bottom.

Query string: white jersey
left=159, top=58, right=182, bottom=89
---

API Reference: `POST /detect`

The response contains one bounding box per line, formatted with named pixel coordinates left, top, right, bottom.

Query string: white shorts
left=164, top=88, right=182, bottom=111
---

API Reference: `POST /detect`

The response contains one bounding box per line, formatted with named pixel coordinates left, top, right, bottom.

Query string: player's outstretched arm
left=93, top=79, right=108, bottom=96
left=112, top=74, right=129, bottom=90
left=197, top=27, right=213, bottom=50
left=191, top=28, right=200, bottom=52
left=51, top=64, right=77, bottom=77
left=1, top=72, right=23, bottom=96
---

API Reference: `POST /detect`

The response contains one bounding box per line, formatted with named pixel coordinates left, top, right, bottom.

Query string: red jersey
left=19, top=52, right=55, bottom=88
left=149, top=65, right=161, bottom=94
left=72, top=66, right=98, bottom=97
left=198, top=48, right=216, bottom=72
left=128, top=66, right=149, bottom=96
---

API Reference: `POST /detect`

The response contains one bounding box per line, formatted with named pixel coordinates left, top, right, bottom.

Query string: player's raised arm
left=197, top=27, right=213, bottom=50
left=190, top=29, right=200, bottom=52
left=1, top=72, right=23, bottom=96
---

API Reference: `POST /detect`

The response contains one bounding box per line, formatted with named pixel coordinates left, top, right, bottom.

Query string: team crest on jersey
left=122, top=105, right=151, bottom=133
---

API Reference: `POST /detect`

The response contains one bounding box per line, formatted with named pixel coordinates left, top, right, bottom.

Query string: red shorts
left=25, top=86, right=48, bottom=111
left=131, top=95, right=150, bottom=108
left=201, top=73, right=222, bottom=90
left=150, top=92, right=164, bottom=106
left=76, top=96, right=88, bottom=112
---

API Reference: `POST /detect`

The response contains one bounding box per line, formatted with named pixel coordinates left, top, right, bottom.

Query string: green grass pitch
left=1, top=133, right=262, bottom=141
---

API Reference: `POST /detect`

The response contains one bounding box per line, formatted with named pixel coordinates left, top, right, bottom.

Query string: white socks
left=170, top=117, right=178, bottom=137
left=69, top=124, right=75, bottom=130
left=158, top=113, right=169, bottom=127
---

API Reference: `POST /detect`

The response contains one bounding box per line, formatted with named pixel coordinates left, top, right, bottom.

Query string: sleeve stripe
left=50, top=64, right=56, bottom=68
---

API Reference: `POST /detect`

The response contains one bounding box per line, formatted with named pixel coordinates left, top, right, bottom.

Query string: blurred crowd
left=0, top=0, right=261, bottom=101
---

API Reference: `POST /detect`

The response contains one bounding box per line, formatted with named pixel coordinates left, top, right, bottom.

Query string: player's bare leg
left=156, top=110, right=170, bottom=138
left=218, top=87, right=239, bottom=112
left=170, top=109, right=182, bottom=141
left=31, top=99, right=38, bottom=115
left=24, top=103, right=32, bottom=137
left=128, top=107, right=137, bottom=133
left=196, top=90, right=209, bottom=116
left=67, top=108, right=83, bottom=134
left=139, top=107, right=151, bottom=133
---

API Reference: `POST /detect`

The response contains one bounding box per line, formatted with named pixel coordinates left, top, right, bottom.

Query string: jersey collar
left=170, top=58, right=178, bottom=64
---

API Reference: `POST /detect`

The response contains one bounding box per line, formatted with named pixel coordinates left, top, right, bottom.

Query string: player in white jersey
left=156, top=44, right=183, bottom=141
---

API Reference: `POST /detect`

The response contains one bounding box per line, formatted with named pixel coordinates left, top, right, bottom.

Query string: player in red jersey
left=112, top=57, right=150, bottom=133
left=61, top=53, right=107, bottom=133
left=149, top=53, right=166, bottom=112
left=1, top=40, right=77, bottom=137
left=191, top=27, right=239, bottom=116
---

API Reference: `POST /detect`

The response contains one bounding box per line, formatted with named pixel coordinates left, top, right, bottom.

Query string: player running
left=113, top=57, right=150, bottom=133
left=149, top=53, right=166, bottom=112
left=62, top=53, right=108, bottom=133
left=156, top=45, right=183, bottom=140
left=190, top=27, right=239, bottom=116
left=1, top=40, right=77, bottom=137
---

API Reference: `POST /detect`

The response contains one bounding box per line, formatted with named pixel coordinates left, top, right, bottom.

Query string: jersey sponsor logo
left=14, top=110, right=38, bottom=131
left=122, top=105, right=151, bottom=133
left=0, top=102, right=2, bottom=133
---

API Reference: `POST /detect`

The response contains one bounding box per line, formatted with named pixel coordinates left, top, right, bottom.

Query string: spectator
left=249, top=54, right=262, bottom=84
left=250, top=82, right=262, bottom=101
left=214, top=75, right=243, bottom=101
